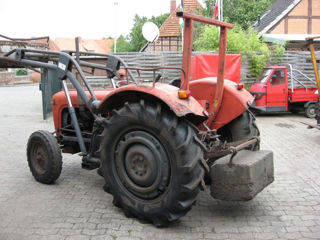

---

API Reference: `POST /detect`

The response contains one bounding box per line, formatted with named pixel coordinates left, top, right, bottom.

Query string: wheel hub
left=114, top=131, right=170, bottom=199
left=310, top=108, right=315, bottom=115
left=32, top=143, right=48, bottom=174
left=125, top=145, right=157, bottom=187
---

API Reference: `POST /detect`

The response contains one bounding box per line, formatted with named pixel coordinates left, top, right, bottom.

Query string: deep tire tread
left=176, top=197, right=197, bottom=209
left=182, top=144, right=201, bottom=173
left=176, top=125, right=191, bottom=151
left=124, top=102, right=133, bottom=114
left=169, top=118, right=178, bottom=134
left=181, top=169, right=204, bottom=192
left=100, top=101, right=205, bottom=227
left=218, top=110, right=260, bottom=150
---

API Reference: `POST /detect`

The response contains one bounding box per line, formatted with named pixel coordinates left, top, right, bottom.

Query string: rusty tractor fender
left=98, top=83, right=208, bottom=126
left=52, top=89, right=111, bottom=131
left=189, top=78, right=254, bottom=130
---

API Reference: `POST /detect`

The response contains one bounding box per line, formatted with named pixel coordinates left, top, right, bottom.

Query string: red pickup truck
left=249, top=65, right=318, bottom=118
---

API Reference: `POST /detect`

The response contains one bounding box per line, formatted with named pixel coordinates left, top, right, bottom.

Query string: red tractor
left=0, top=12, right=273, bottom=226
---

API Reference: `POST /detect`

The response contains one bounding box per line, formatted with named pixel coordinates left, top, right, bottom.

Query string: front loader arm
left=2, top=49, right=99, bottom=108
left=0, top=48, right=134, bottom=156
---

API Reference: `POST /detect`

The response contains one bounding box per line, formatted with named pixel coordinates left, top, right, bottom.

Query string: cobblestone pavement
left=0, top=86, right=320, bottom=240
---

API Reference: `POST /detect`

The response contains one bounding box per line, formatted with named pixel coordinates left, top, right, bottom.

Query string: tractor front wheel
left=27, top=130, right=62, bottom=184
left=100, top=100, right=205, bottom=227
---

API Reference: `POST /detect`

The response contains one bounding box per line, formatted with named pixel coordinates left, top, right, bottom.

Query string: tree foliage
left=112, top=13, right=169, bottom=52
left=194, top=25, right=285, bottom=76
left=200, top=0, right=275, bottom=30
left=114, top=35, right=131, bottom=52
left=199, top=0, right=215, bottom=18
left=15, top=69, right=28, bottom=76
left=149, top=14, right=170, bottom=28
left=103, top=36, right=113, bottom=40
left=129, top=15, right=149, bottom=52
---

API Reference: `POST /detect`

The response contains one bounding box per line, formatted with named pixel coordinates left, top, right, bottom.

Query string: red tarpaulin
left=191, top=54, right=241, bottom=84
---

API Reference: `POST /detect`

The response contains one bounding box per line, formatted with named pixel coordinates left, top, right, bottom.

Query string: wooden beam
left=308, top=0, right=312, bottom=34
left=285, top=18, right=288, bottom=34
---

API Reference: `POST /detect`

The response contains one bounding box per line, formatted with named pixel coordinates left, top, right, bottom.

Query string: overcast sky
left=0, top=0, right=185, bottom=40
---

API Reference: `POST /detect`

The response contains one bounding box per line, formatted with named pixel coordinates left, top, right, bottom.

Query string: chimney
left=257, top=14, right=261, bottom=27
left=170, top=0, right=176, bottom=14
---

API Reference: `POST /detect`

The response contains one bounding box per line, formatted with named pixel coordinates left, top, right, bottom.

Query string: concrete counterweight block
left=210, top=150, right=274, bottom=201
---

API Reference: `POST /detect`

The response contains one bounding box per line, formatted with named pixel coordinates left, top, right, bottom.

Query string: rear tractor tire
left=27, top=130, right=62, bottom=184
left=100, top=100, right=206, bottom=227
left=218, top=110, right=260, bottom=150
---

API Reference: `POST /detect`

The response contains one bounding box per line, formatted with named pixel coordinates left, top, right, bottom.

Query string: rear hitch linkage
left=228, top=137, right=260, bottom=167
left=200, top=126, right=260, bottom=167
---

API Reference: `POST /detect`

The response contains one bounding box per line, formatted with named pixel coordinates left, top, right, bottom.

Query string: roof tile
left=254, top=0, right=301, bottom=34
left=53, top=38, right=113, bottom=53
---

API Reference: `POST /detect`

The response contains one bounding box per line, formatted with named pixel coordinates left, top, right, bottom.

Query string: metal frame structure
left=177, top=12, right=233, bottom=121
left=286, top=63, right=317, bottom=91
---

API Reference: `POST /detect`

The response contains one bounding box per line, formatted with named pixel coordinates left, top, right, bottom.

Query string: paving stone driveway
left=0, top=86, right=319, bottom=240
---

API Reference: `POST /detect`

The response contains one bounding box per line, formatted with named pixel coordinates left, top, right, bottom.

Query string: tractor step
left=81, top=156, right=100, bottom=170
left=210, top=150, right=274, bottom=201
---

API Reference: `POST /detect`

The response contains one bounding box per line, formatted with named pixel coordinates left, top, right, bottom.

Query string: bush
left=272, top=43, right=286, bottom=64
left=15, top=69, right=28, bottom=76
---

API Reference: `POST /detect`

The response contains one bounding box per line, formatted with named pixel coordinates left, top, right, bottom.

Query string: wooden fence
left=2, top=50, right=318, bottom=88
left=111, top=51, right=320, bottom=87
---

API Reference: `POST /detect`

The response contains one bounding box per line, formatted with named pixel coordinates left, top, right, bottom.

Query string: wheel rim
left=114, top=130, right=170, bottom=200
left=31, top=142, right=48, bottom=174
left=309, top=106, right=315, bottom=116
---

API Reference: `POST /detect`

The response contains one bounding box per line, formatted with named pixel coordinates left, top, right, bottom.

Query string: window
left=256, top=69, right=272, bottom=83
left=270, top=70, right=285, bottom=86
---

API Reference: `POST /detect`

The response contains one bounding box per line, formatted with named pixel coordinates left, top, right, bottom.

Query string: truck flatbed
left=289, top=87, right=318, bottom=103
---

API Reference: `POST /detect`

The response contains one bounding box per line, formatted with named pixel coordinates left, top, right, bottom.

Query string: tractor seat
left=169, top=78, right=181, bottom=88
